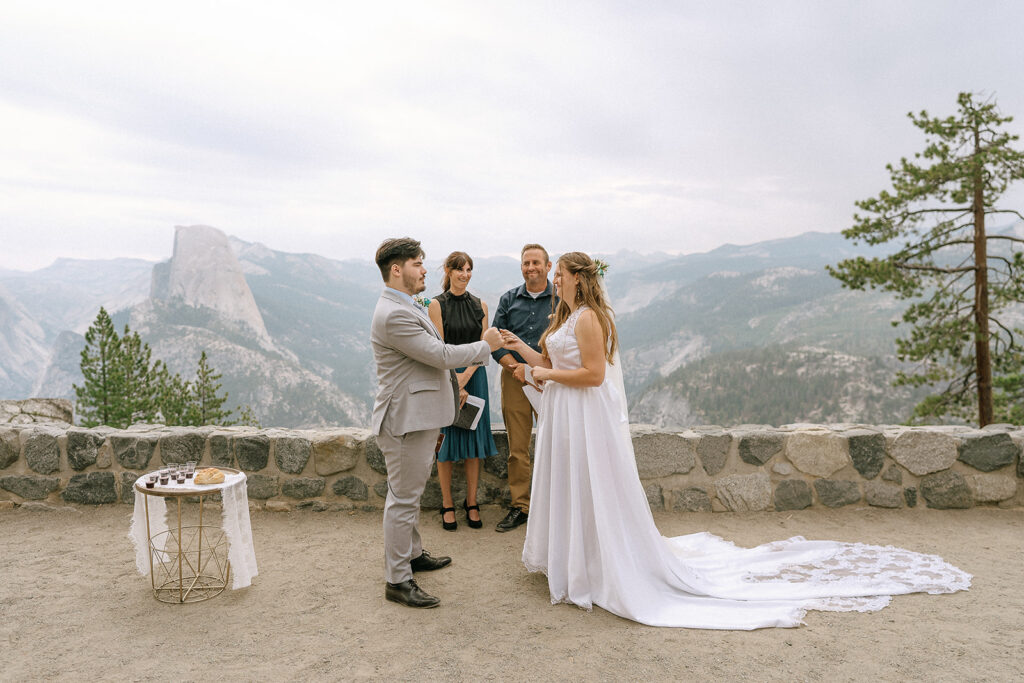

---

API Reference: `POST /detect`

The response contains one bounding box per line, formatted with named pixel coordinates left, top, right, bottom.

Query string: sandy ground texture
left=0, top=504, right=1021, bottom=682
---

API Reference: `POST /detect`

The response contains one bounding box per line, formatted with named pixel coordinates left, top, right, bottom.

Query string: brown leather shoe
left=385, top=579, right=440, bottom=608
left=410, top=550, right=452, bottom=572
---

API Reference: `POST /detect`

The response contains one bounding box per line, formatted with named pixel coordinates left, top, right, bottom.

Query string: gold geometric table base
left=149, top=524, right=231, bottom=604
left=138, top=472, right=240, bottom=604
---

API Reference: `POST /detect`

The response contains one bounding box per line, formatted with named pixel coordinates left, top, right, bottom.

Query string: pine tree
left=188, top=351, right=233, bottom=426
left=114, top=327, right=164, bottom=426
left=74, top=307, right=122, bottom=427
left=234, top=404, right=261, bottom=428
left=75, top=314, right=246, bottom=427
left=992, top=349, right=1024, bottom=423
left=155, top=365, right=192, bottom=426
left=828, top=92, right=1024, bottom=426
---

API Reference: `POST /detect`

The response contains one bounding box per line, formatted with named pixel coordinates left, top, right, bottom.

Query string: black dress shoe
left=385, top=579, right=440, bottom=608
left=495, top=508, right=528, bottom=533
left=410, top=550, right=452, bottom=572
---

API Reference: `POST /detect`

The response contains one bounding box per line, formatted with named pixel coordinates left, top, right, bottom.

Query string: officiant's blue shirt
left=492, top=281, right=557, bottom=363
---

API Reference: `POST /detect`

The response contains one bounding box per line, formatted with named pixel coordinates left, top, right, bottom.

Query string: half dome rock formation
left=151, top=225, right=270, bottom=341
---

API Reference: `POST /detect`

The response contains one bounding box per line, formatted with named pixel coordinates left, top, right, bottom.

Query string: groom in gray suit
left=371, top=237, right=502, bottom=608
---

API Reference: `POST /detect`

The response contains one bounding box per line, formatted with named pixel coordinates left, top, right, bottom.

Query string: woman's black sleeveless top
left=435, top=290, right=484, bottom=344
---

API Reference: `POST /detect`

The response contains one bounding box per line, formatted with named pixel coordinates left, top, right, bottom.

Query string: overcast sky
left=1, top=0, right=1023, bottom=271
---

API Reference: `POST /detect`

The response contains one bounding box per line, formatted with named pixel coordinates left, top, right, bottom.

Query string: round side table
left=134, top=467, right=244, bottom=604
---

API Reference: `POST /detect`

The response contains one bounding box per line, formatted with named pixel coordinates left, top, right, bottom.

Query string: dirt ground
left=0, top=504, right=1021, bottom=682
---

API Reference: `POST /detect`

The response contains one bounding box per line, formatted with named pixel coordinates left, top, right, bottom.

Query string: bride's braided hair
left=540, top=252, right=619, bottom=364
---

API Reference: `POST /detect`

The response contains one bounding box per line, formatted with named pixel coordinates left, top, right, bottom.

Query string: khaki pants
left=501, top=368, right=536, bottom=513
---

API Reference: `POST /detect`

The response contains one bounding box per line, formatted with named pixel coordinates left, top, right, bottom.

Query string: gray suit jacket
left=371, top=288, right=491, bottom=436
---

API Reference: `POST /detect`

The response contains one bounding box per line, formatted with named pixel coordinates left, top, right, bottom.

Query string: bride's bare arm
left=532, top=310, right=606, bottom=388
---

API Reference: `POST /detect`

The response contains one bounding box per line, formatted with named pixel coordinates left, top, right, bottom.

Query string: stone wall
left=0, top=399, right=73, bottom=426
left=0, top=422, right=1022, bottom=512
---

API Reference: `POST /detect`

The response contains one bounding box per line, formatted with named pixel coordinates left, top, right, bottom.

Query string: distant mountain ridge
left=1, top=257, right=153, bottom=335
left=6, top=224, right=1017, bottom=428
left=0, top=281, right=49, bottom=397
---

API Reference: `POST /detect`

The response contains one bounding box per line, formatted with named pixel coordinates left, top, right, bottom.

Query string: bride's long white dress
left=522, top=306, right=971, bottom=629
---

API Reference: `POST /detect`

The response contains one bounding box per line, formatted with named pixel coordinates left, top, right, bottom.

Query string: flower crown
left=593, top=258, right=609, bottom=279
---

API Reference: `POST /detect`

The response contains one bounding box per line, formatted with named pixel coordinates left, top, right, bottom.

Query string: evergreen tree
left=155, top=365, right=192, bottom=426
left=75, top=313, right=247, bottom=427
left=234, top=404, right=261, bottom=428
left=113, top=327, right=164, bottom=426
left=188, top=351, right=233, bottom=425
left=827, top=92, right=1024, bottom=426
left=73, top=307, right=122, bottom=427
left=992, top=349, right=1024, bottom=423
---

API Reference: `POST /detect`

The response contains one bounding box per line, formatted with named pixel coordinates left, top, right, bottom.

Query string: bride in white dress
left=500, top=252, right=970, bottom=630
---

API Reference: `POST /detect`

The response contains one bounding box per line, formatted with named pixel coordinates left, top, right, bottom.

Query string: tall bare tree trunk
left=973, top=127, right=993, bottom=426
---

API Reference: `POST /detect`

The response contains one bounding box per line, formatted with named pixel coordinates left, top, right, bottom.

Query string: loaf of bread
left=194, top=467, right=225, bottom=485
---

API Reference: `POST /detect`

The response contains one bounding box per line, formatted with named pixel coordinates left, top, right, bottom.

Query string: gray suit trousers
left=379, top=426, right=440, bottom=583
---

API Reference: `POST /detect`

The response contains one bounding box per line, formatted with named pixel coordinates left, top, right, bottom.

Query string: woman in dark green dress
left=427, top=252, right=498, bottom=530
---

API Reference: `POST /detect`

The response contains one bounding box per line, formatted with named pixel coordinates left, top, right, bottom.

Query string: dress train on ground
left=522, top=307, right=970, bottom=630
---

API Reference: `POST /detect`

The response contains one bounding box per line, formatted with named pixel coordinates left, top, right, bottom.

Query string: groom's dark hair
left=375, top=237, right=424, bottom=282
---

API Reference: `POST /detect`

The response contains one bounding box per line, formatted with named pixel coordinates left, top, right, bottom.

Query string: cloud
left=1, top=0, right=1024, bottom=270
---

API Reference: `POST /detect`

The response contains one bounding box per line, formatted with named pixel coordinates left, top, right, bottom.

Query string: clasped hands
left=500, top=330, right=550, bottom=388
left=480, top=327, right=549, bottom=389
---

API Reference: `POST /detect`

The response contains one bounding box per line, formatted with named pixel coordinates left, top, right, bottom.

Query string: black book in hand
left=452, top=395, right=486, bottom=430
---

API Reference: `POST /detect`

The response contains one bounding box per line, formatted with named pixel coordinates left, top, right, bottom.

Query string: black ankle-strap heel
left=462, top=499, right=482, bottom=529
left=440, top=506, right=457, bottom=531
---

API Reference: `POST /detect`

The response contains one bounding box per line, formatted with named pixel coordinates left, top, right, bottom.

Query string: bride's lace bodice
left=546, top=306, right=586, bottom=371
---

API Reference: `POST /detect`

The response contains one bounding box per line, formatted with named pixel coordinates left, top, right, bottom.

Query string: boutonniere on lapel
left=413, top=295, right=431, bottom=309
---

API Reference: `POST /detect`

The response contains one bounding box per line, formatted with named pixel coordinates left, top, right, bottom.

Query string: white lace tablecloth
left=129, top=470, right=258, bottom=590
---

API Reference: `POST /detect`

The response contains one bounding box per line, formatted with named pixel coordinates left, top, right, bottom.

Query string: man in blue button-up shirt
left=491, top=244, right=557, bottom=532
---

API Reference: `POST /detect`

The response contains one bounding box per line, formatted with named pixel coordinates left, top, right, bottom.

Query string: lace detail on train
left=741, top=539, right=971, bottom=612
